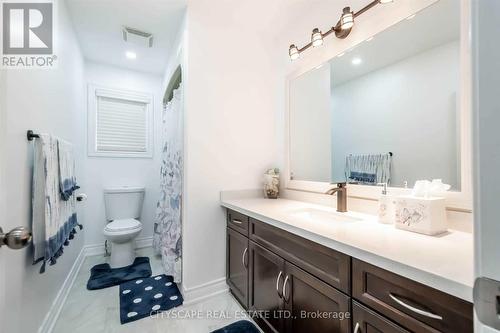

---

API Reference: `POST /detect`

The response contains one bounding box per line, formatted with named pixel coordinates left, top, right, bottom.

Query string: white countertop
left=220, top=196, right=473, bottom=302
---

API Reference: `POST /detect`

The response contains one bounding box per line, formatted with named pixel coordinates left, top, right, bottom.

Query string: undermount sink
left=287, top=207, right=362, bottom=224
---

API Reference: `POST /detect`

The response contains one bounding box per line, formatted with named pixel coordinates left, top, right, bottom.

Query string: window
left=88, top=85, right=153, bottom=158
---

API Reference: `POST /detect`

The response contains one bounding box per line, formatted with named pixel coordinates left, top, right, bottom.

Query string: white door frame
left=0, top=67, right=6, bottom=330
left=472, top=0, right=500, bottom=332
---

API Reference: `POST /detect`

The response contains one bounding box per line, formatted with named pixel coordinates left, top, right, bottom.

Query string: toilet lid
left=105, top=219, right=142, bottom=232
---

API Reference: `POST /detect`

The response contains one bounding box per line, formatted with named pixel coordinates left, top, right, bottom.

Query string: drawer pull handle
left=389, top=294, right=443, bottom=320
left=282, top=275, right=290, bottom=303
left=232, top=219, right=243, bottom=225
left=276, top=271, right=283, bottom=298
left=242, top=247, right=248, bottom=268
left=353, top=323, right=360, bottom=333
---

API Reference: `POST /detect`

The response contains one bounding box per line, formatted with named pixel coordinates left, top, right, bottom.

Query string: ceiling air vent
left=122, top=26, right=153, bottom=48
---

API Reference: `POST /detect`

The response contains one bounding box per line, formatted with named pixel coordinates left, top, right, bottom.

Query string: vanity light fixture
left=288, top=0, right=394, bottom=60
left=289, top=44, right=300, bottom=60
left=340, top=7, right=354, bottom=31
left=311, top=28, right=324, bottom=47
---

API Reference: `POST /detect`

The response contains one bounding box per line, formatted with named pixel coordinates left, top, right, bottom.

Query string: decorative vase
left=264, top=168, right=280, bottom=199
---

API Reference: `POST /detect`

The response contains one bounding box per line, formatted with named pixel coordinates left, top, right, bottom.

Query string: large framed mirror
left=285, top=0, right=471, bottom=210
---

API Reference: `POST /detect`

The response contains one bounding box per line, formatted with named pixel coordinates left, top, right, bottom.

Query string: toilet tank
left=104, top=186, right=145, bottom=221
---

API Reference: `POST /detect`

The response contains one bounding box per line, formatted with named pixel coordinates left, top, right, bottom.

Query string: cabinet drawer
left=227, top=209, right=249, bottom=236
left=352, top=301, right=409, bottom=333
left=352, top=259, right=473, bottom=333
left=227, top=228, right=249, bottom=309
left=250, top=218, right=350, bottom=294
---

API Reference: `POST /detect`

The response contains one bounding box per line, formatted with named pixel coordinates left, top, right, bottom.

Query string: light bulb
left=125, top=51, right=137, bottom=59
left=289, top=44, right=300, bottom=61
left=351, top=57, right=362, bottom=65
left=311, top=28, right=324, bottom=47
left=340, top=7, right=354, bottom=31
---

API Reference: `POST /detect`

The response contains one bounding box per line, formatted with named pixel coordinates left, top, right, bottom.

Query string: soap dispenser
left=377, top=182, right=394, bottom=224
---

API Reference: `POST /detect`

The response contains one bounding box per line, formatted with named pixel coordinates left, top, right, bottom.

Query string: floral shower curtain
left=153, top=85, right=183, bottom=283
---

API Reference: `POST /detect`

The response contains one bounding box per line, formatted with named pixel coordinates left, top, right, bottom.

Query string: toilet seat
left=104, top=218, right=142, bottom=233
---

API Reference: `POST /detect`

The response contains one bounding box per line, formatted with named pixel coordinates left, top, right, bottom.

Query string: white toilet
left=103, top=186, right=145, bottom=268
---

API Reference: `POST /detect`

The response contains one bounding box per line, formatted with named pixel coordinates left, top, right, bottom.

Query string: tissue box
left=394, top=196, right=447, bottom=235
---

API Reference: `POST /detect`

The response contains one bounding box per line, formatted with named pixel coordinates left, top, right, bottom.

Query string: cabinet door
left=249, top=241, right=286, bottom=333
left=352, top=301, right=409, bottom=333
left=283, top=262, right=351, bottom=333
left=227, top=227, right=249, bottom=308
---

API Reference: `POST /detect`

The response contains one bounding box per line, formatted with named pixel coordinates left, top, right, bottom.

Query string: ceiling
left=66, top=0, right=186, bottom=75
left=330, top=0, right=459, bottom=86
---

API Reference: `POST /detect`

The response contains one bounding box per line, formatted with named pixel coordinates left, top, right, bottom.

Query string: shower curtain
left=153, top=85, right=183, bottom=283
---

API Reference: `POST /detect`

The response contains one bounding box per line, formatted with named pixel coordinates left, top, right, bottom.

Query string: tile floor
left=53, top=247, right=256, bottom=333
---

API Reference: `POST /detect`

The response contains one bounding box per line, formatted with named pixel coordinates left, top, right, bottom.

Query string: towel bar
left=27, top=130, right=40, bottom=141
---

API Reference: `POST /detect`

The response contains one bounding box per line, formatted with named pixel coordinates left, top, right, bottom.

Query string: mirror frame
left=284, top=0, right=472, bottom=211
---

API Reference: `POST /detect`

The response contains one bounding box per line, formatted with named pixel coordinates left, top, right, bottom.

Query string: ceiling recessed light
left=406, top=14, right=416, bottom=20
left=126, top=51, right=137, bottom=59
left=351, top=57, right=362, bottom=65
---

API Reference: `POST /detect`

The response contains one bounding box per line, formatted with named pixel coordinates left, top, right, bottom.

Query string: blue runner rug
left=119, top=274, right=183, bottom=324
left=211, top=320, right=261, bottom=333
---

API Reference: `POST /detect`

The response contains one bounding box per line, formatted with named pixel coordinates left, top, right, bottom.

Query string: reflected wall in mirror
left=289, top=0, right=461, bottom=190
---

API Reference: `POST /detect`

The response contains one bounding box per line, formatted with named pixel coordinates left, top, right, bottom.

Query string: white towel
left=32, top=134, right=81, bottom=273
left=57, top=139, right=79, bottom=200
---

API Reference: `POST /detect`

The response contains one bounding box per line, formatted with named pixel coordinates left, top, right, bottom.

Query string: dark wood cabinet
left=226, top=210, right=473, bottom=333
left=250, top=218, right=351, bottom=293
left=352, top=301, right=409, bottom=333
left=227, top=209, right=249, bottom=236
left=226, top=227, right=249, bottom=308
left=249, top=241, right=286, bottom=333
left=352, top=259, right=473, bottom=333
left=283, top=261, right=351, bottom=333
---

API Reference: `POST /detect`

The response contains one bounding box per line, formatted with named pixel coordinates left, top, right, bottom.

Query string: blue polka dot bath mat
left=119, top=274, right=183, bottom=324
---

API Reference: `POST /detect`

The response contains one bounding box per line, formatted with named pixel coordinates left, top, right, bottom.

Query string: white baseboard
left=182, top=277, right=229, bottom=306
left=84, top=236, right=153, bottom=257
left=38, top=237, right=154, bottom=333
left=38, top=246, right=86, bottom=333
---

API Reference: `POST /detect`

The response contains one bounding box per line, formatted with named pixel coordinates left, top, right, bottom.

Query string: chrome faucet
left=325, top=182, right=347, bottom=213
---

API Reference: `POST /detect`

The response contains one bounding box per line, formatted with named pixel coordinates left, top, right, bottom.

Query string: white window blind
left=88, top=85, right=153, bottom=158
left=96, top=96, right=148, bottom=153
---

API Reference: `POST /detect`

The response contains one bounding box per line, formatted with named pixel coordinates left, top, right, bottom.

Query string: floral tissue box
left=394, top=196, right=447, bottom=236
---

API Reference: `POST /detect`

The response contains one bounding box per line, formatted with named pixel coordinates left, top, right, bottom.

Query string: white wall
left=289, top=64, right=331, bottom=182
left=182, top=0, right=284, bottom=291
left=331, top=41, right=460, bottom=188
left=83, top=62, right=163, bottom=246
left=2, top=0, right=86, bottom=331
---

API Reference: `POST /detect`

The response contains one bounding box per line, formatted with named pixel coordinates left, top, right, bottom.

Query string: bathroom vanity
left=222, top=196, right=473, bottom=333
left=222, top=1, right=474, bottom=331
